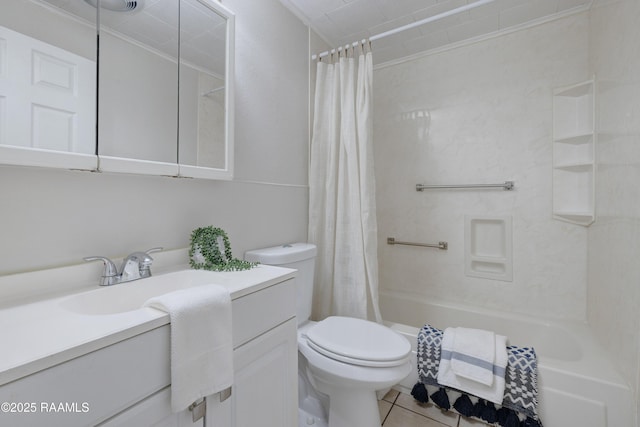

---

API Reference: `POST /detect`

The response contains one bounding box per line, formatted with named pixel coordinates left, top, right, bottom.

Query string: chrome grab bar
left=416, top=181, right=514, bottom=191
left=387, top=237, right=448, bottom=250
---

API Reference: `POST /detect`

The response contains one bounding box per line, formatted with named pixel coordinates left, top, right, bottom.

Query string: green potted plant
left=189, top=226, right=257, bottom=272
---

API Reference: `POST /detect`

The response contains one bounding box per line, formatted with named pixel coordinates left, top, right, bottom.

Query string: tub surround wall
left=588, top=0, right=640, bottom=422
left=373, top=13, right=590, bottom=321
left=0, top=0, right=309, bottom=276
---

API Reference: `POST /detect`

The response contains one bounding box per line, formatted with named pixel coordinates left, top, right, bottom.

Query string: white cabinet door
left=98, top=387, right=200, bottom=427
left=206, top=318, right=298, bottom=427
left=235, top=318, right=298, bottom=427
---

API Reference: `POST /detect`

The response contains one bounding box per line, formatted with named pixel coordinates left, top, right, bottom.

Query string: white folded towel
left=437, top=327, right=508, bottom=404
left=451, top=327, right=496, bottom=386
left=144, top=284, right=233, bottom=412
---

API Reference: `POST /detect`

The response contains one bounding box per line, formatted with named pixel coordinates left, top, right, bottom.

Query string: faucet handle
left=139, top=248, right=163, bottom=279
left=83, top=256, right=119, bottom=286
left=123, top=247, right=162, bottom=279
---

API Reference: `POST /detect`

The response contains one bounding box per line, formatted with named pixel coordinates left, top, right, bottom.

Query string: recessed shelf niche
left=464, top=215, right=513, bottom=282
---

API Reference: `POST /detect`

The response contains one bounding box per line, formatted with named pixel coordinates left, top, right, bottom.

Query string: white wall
left=588, top=0, right=640, bottom=421
left=0, top=0, right=310, bottom=276
left=373, top=13, right=590, bottom=320
left=231, top=0, right=310, bottom=186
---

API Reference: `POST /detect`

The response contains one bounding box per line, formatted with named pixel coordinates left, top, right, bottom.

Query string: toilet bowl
left=244, top=243, right=412, bottom=427
left=298, top=318, right=411, bottom=427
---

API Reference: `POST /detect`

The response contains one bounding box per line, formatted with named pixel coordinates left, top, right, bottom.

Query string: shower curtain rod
left=311, top=0, right=497, bottom=60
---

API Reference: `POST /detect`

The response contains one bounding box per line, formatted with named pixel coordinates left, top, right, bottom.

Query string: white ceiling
left=280, top=0, right=593, bottom=64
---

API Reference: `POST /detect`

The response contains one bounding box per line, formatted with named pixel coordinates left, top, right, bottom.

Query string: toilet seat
left=305, top=316, right=411, bottom=368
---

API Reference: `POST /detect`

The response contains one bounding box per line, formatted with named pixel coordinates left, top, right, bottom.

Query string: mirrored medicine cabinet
left=0, top=0, right=234, bottom=180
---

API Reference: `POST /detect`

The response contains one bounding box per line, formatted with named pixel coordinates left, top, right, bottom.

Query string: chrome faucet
left=84, top=247, right=163, bottom=286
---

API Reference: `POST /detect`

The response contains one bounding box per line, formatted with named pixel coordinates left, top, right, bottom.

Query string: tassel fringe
left=453, top=394, right=474, bottom=417
left=481, top=401, right=498, bottom=424
left=430, top=387, right=451, bottom=410
left=412, top=383, right=543, bottom=427
left=411, top=382, right=429, bottom=403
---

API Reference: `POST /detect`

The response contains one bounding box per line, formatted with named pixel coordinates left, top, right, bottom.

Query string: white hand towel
left=450, top=327, right=496, bottom=386
left=437, top=327, right=508, bottom=404
left=144, top=284, right=233, bottom=412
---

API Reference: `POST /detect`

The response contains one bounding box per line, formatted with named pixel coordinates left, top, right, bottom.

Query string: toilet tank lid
left=244, top=243, right=317, bottom=265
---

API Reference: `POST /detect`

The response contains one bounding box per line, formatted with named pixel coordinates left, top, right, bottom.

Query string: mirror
left=0, top=0, right=234, bottom=179
left=97, top=0, right=180, bottom=175
left=178, top=0, right=230, bottom=175
left=0, top=0, right=97, bottom=170
left=97, top=0, right=234, bottom=178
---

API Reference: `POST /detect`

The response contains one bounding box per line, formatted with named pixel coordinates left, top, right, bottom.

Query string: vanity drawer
left=232, top=278, right=296, bottom=348
left=0, top=325, right=170, bottom=427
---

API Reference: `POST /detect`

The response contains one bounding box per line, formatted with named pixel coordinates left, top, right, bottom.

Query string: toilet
left=245, top=243, right=412, bottom=427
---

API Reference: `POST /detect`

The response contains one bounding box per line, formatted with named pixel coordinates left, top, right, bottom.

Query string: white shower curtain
left=308, top=47, right=382, bottom=323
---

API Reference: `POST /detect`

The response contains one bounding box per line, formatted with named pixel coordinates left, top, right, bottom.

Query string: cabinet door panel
left=231, top=318, right=297, bottom=427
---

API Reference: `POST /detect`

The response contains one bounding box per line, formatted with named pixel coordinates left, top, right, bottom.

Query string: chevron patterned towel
left=413, top=324, right=542, bottom=427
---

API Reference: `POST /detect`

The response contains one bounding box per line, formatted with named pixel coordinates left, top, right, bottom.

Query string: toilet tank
left=245, top=243, right=316, bottom=325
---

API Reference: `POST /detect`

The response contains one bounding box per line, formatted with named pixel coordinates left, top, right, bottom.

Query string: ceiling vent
left=84, top=0, right=143, bottom=12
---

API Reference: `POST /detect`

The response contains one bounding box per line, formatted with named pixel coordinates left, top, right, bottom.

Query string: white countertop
left=0, top=262, right=295, bottom=387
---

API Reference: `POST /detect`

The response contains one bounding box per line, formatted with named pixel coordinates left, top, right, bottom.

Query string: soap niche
left=464, top=215, right=513, bottom=282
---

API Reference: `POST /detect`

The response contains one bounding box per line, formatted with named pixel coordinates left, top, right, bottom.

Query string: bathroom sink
left=59, top=269, right=226, bottom=315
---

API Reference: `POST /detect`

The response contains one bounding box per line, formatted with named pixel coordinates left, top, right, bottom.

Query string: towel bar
left=387, top=237, right=448, bottom=250
left=416, top=181, right=514, bottom=191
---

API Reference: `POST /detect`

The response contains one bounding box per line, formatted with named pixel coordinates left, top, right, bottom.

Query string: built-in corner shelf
left=552, top=78, right=595, bottom=226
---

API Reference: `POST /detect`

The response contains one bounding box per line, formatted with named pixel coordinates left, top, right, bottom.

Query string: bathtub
left=380, top=290, right=634, bottom=427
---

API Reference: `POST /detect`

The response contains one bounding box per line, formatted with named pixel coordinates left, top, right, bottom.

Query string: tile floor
left=379, top=390, right=492, bottom=427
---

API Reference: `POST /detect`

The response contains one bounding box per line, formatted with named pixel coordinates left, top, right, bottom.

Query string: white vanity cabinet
left=0, top=273, right=297, bottom=427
